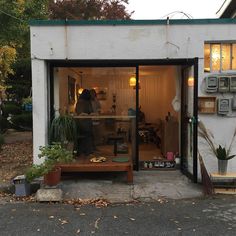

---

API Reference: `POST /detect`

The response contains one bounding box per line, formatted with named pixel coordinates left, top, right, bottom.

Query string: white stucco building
left=30, top=18, right=236, bottom=182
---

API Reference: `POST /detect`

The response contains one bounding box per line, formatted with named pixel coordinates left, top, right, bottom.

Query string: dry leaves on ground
left=0, top=142, right=33, bottom=183
left=64, top=198, right=109, bottom=208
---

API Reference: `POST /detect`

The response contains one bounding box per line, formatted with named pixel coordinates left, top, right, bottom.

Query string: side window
left=204, top=43, right=236, bottom=72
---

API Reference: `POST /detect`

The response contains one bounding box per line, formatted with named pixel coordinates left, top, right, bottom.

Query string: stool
left=107, top=136, right=124, bottom=156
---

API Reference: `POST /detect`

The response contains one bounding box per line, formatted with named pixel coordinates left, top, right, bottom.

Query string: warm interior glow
left=78, top=88, right=84, bottom=94
left=129, top=76, right=136, bottom=87
left=204, top=44, right=210, bottom=72
left=212, top=44, right=220, bottom=71
left=188, top=77, right=194, bottom=87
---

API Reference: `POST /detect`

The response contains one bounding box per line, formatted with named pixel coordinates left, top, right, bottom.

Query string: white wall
left=31, top=59, right=48, bottom=164
left=31, top=22, right=236, bottom=174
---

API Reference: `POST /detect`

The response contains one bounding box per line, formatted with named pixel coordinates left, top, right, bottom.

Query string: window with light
left=204, top=43, right=236, bottom=72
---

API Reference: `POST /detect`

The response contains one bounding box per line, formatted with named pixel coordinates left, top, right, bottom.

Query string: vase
left=218, top=159, right=228, bottom=175
left=43, top=167, right=61, bottom=186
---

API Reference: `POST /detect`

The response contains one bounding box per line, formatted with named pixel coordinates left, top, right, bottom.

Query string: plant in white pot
left=198, top=121, right=236, bottom=175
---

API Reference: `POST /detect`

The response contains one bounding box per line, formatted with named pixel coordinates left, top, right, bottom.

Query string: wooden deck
left=57, top=155, right=133, bottom=183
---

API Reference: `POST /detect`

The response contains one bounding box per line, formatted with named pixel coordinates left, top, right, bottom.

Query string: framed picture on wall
left=68, top=76, right=76, bottom=105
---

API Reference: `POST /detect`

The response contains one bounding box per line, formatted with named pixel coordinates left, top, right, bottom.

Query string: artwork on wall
left=94, top=87, right=108, bottom=100
left=68, top=76, right=76, bottom=105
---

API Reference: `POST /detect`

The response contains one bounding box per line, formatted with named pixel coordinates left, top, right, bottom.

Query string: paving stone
left=36, top=188, right=63, bottom=202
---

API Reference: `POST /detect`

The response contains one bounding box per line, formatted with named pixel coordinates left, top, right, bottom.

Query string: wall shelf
left=198, top=96, right=216, bottom=114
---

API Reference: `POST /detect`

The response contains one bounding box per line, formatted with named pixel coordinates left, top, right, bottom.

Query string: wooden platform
left=57, top=155, right=133, bottom=183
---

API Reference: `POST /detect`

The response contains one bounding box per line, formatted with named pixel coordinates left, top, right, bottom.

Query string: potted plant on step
left=198, top=121, right=236, bottom=175
left=26, top=143, right=73, bottom=186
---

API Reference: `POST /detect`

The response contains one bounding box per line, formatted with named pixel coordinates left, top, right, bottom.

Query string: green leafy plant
left=25, top=143, right=73, bottom=182
left=10, top=113, right=32, bottom=130
left=198, top=121, right=236, bottom=160
left=50, top=114, right=77, bottom=146
left=0, top=133, right=4, bottom=151
left=22, top=97, right=32, bottom=106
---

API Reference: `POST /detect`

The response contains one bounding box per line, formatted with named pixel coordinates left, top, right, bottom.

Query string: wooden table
left=58, top=156, right=133, bottom=184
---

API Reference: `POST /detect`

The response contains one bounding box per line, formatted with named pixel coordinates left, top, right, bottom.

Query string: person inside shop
left=90, top=89, right=101, bottom=114
left=75, top=89, right=94, bottom=156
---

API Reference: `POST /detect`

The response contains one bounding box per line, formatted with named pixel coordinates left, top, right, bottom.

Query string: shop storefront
left=30, top=19, right=236, bottom=183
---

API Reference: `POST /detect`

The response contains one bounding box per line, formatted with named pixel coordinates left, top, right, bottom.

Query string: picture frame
left=68, top=76, right=76, bottom=105
left=94, top=87, right=108, bottom=100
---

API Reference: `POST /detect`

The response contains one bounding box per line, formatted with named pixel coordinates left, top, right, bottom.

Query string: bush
left=2, top=104, right=22, bottom=118
left=0, top=115, right=9, bottom=133
left=0, top=134, right=4, bottom=151
left=10, top=113, right=32, bottom=130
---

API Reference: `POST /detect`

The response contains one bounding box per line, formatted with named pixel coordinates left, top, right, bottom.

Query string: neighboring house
left=30, top=19, right=236, bottom=183
left=217, top=0, right=236, bottom=18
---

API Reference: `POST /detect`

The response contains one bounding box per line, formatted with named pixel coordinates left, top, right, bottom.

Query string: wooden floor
left=58, top=154, right=133, bottom=183
left=139, top=143, right=163, bottom=161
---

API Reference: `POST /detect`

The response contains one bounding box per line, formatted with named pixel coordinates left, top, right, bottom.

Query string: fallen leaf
left=59, top=219, right=69, bottom=225
left=95, top=218, right=100, bottom=229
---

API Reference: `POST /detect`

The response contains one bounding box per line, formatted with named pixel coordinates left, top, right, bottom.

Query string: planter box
left=13, top=175, right=31, bottom=196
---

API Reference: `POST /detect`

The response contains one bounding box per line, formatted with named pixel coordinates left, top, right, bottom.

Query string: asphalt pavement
left=0, top=195, right=235, bottom=236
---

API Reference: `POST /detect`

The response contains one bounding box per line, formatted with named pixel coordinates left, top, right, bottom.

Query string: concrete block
left=36, top=188, right=63, bottom=202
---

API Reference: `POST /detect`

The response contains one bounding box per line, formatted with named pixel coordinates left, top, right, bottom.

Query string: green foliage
left=25, top=164, right=44, bottom=183
left=10, top=112, right=32, bottom=129
left=0, top=0, right=49, bottom=97
left=50, top=114, right=77, bottom=145
left=0, top=115, right=8, bottom=133
left=198, top=121, right=236, bottom=160
left=2, top=103, right=22, bottom=117
left=22, top=97, right=32, bottom=106
left=0, top=46, right=16, bottom=84
left=0, top=133, right=4, bottom=151
left=48, top=0, right=133, bottom=20
left=25, top=143, right=73, bottom=182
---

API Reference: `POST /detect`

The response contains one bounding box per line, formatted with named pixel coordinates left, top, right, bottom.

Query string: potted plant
left=198, top=121, right=236, bottom=175
left=22, top=97, right=32, bottom=111
left=25, top=143, right=73, bottom=186
left=50, top=113, right=77, bottom=150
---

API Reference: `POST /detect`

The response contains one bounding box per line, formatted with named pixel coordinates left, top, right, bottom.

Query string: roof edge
left=29, top=18, right=236, bottom=26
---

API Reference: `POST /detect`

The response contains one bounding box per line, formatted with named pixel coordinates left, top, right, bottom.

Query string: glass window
left=211, top=44, right=221, bottom=72
left=222, top=44, right=231, bottom=71
left=204, top=43, right=236, bottom=72
left=204, top=44, right=210, bottom=72
left=232, top=44, right=236, bottom=70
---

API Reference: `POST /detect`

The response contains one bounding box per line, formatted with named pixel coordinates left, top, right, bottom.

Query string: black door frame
left=180, top=58, right=198, bottom=183
left=48, top=58, right=198, bottom=180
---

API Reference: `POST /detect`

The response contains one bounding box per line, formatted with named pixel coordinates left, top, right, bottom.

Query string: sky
left=126, top=0, right=226, bottom=19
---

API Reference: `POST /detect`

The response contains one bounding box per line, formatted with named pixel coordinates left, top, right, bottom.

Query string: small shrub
left=2, top=104, right=22, bottom=117
left=0, top=134, right=4, bottom=151
left=0, top=115, right=8, bottom=133
left=10, top=113, right=32, bottom=130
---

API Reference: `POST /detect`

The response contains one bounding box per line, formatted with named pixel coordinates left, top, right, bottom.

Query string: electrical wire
left=0, top=8, right=26, bottom=22
left=161, top=11, right=193, bottom=19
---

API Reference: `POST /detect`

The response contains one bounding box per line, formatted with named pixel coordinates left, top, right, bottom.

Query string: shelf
left=198, top=96, right=216, bottom=114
